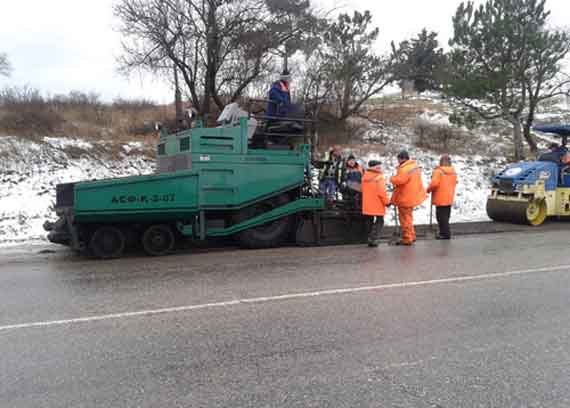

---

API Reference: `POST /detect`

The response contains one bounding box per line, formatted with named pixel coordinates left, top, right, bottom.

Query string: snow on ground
left=1, top=133, right=499, bottom=247
left=355, top=150, right=500, bottom=226
left=0, top=136, right=154, bottom=245
left=123, top=141, right=146, bottom=154
left=2, top=90, right=556, bottom=247
left=43, top=137, right=94, bottom=150
left=418, top=111, right=450, bottom=126
left=352, top=103, right=507, bottom=226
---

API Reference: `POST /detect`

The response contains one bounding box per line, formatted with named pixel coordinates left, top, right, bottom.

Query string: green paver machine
left=44, top=104, right=368, bottom=258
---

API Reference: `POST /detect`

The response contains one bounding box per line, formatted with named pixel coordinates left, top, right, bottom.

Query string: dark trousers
left=367, top=216, right=384, bottom=245
left=435, top=206, right=451, bottom=238
left=320, top=178, right=338, bottom=199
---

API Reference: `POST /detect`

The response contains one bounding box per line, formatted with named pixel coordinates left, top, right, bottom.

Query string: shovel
left=428, top=196, right=435, bottom=237
left=388, top=205, right=401, bottom=245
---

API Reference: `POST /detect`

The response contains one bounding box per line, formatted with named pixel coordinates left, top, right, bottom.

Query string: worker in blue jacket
left=267, top=70, right=292, bottom=118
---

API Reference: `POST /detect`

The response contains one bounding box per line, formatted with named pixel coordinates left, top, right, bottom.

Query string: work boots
left=367, top=218, right=383, bottom=247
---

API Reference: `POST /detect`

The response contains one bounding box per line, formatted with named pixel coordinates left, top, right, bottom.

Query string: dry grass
left=0, top=87, right=173, bottom=143
left=364, top=97, right=448, bottom=128
left=413, top=119, right=466, bottom=153
left=316, top=116, right=364, bottom=147
left=2, top=87, right=506, bottom=160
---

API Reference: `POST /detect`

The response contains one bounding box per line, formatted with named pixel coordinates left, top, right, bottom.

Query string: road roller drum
left=486, top=198, right=547, bottom=226
left=486, top=199, right=529, bottom=224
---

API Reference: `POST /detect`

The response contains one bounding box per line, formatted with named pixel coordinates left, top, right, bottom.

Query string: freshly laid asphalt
left=2, top=228, right=570, bottom=407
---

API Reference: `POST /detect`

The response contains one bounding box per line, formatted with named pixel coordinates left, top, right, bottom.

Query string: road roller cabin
left=44, top=104, right=369, bottom=259
left=487, top=125, right=570, bottom=226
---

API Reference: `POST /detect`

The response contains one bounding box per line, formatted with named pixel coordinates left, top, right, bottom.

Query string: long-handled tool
left=428, top=196, right=435, bottom=237
left=388, top=205, right=401, bottom=245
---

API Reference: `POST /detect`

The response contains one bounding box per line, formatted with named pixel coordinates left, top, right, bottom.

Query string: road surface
left=2, top=230, right=570, bottom=407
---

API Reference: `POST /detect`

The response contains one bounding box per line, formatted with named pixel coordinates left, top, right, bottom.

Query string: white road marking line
left=1, top=264, right=569, bottom=333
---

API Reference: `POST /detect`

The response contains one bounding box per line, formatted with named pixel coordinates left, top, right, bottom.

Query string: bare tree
left=522, top=28, right=570, bottom=154
left=297, top=52, right=332, bottom=121
left=115, top=0, right=270, bottom=117
left=0, top=52, right=11, bottom=77
left=114, top=0, right=316, bottom=118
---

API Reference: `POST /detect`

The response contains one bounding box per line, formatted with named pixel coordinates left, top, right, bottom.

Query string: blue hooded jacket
left=267, top=80, right=291, bottom=117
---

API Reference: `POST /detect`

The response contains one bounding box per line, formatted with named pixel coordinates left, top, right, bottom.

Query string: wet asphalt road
left=2, top=231, right=570, bottom=407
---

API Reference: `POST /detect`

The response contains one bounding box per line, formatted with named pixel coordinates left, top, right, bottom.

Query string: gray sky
left=1, top=0, right=568, bottom=103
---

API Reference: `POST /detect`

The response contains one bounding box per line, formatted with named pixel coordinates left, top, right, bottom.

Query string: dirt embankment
left=0, top=88, right=174, bottom=143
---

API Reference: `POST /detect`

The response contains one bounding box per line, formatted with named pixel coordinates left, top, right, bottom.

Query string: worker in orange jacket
left=390, top=150, right=427, bottom=245
left=362, top=160, right=390, bottom=247
left=427, top=154, right=458, bottom=240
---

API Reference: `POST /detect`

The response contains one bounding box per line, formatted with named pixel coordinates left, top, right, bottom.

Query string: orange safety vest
left=390, top=160, right=427, bottom=208
left=427, top=165, right=457, bottom=206
left=279, top=80, right=290, bottom=93
left=362, top=169, right=390, bottom=216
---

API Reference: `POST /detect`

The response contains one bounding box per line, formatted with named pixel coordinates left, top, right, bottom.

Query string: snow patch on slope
left=356, top=150, right=502, bottom=226
left=0, top=136, right=154, bottom=245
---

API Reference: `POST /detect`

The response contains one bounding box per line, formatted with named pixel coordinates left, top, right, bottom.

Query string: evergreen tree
left=320, top=11, right=392, bottom=121
left=446, top=0, right=569, bottom=160
left=391, top=29, right=446, bottom=93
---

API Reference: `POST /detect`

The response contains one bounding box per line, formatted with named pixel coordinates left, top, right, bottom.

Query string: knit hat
left=368, top=160, right=381, bottom=168
left=397, top=150, right=410, bottom=161
left=440, top=154, right=452, bottom=165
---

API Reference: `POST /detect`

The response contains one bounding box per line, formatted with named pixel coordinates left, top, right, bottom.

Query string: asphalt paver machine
left=44, top=103, right=368, bottom=258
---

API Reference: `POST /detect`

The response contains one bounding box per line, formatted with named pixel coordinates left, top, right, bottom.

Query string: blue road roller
left=487, top=125, right=570, bottom=225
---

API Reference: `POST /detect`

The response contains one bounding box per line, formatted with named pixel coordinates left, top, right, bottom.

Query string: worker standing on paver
left=361, top=160, right=390, bottom=247
left=427, top=154, right=458, bottom=240
left=317, top=145, right=344, bottom=201
left=390, top=150, right=427, bottom=246
left=341, top=154, right=364, bottom=205
left=267, top=70, right=292, bottom=118
left=342, top=155, right=364, bottom=191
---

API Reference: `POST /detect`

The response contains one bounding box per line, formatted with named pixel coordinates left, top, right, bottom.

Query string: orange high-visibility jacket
left=390, top=160, right=427, bottom=208
left=427, top=165, right=457, bottom=206
left=362, top=169, right=390, bottom=216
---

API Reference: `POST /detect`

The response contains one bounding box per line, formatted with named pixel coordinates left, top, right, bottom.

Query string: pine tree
left=391, top=29, right=446, bottom=94
left=445, top=0, right=570, bottom=160
left=320, top=11, right=392, bottom=120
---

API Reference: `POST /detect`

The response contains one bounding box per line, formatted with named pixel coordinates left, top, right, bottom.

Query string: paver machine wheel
left=142, top=224, right=176, bottom=256
left=235, top=194, right=292, bottom=249
left=89, top=226, right=126, bottom=259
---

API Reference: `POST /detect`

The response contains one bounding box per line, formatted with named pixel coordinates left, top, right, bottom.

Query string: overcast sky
left=1, top=0, right=568, bottom=103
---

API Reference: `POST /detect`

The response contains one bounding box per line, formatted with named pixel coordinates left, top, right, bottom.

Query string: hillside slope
left=1, top=94, right=568, bottom=245
left=0, top=136, right=155, bottom=244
